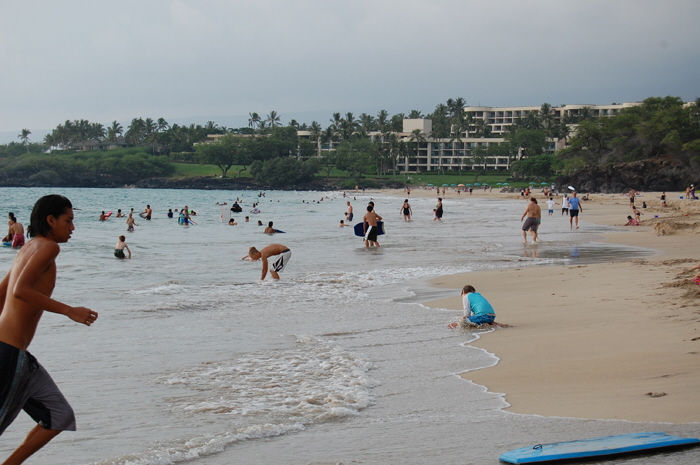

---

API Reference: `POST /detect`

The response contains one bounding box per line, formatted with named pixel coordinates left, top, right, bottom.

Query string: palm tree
left=157, top=118, right=170, bottom=133
left=107, top=121, right=123, bottom=142
left=266, top=111, right=281, bottom=130
left=390, top=113, right=405, bottom=132
left=126, top=118, right=146, bottom=146
left=358, top=113, right=375, bottom=136
left=408, top=109, right=423, bottom=119
left=330, top=112, right=343, bottom=132
left=18, top=129, right=31, bottom=152
left=409, top=128, right=426, bottom=166
left=376, top=109, right=390, bottom=137
left=321, top=125, right=338, bottom=150
left=539, top=103, right=558, bottom=139
left=89, top=123, right=105, bottom=142
left=248, top=112, right=261, bottom=133
left=447, top=97, right=467, bottom=120
left=339, top=112, right=357, bottom=141
left=309, top=121, right=323, bottom=157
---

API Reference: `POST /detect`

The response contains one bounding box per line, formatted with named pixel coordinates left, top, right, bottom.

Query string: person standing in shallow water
left=568, top=191, right=582, bottom=229
left=363, top=204, right=382, bottom=247
left=435, top=198, right=443, bottom=221
left=520, top=197, right=541, bottom=243
left=0, top=194, right=98, bottom=465
left=400, top=199, right=412, bottom=222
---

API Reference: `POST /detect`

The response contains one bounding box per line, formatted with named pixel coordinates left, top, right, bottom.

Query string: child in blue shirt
left=449, top=285, right=496, bottom=328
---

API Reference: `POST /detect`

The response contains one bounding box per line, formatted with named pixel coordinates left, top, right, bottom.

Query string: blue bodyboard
left=499, top=432, right=700, bottom=464
left=353, top=221, right=385, bottom=237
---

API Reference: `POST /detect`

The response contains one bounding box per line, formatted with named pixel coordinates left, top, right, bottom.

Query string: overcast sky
left=1, top=0, right=699, bottom=143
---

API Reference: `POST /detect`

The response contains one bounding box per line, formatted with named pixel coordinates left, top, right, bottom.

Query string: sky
left=1, top=0, right=699, bottom=143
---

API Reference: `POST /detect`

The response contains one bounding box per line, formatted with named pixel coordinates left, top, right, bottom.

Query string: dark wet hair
left=28, top=195, right=72, bottom=238
left=268, top=221, right=273, bottom=227
left=462, top=285, right=476, bottom=294
left=367, top=205, right=374, bottom=212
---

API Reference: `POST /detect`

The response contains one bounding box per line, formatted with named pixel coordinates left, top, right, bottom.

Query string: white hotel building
left=299, top=102, right=640, bottom=173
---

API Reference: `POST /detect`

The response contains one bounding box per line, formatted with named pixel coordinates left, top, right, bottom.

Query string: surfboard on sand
left=499, top=432, right=700, bottom=464
left=353, top=221, right=385, bottom=237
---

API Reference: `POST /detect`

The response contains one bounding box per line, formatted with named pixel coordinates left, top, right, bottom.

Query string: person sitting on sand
left=448, top=285, right=497, bottom=328
left=624, top=215, right=639, bottom=226
left=632, top=206, right=642, bottom=224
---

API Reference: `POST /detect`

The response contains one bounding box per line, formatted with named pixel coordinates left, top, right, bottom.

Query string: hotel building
left=300, top=102, right=641, bottom=173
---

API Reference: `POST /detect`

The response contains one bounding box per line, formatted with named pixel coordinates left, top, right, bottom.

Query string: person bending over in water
left=242, top=243, right=292, bottom=281
left=114, top=235, right=131, bottom=259
left=0, top=194, right=97, bottom=464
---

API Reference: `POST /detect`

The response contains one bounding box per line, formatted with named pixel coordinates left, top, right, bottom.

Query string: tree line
left=512, top=97, right=700, bottom=181
left=3, top=96, right=698, bottom=187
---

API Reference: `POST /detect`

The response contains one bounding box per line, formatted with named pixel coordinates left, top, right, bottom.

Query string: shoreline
left=414, top=189, right=700, bottom=424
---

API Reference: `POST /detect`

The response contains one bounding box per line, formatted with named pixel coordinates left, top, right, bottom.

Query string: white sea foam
left=155, top=337, right=378, bottom=422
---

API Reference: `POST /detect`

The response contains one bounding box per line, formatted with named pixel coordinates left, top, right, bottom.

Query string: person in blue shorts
left=568, top=191, right=582, bottom=229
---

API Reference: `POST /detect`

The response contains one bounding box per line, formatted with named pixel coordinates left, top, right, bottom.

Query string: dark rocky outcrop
left=0, top=173, right=405, bottom=191
left=556, top=158, right=699, bottom=193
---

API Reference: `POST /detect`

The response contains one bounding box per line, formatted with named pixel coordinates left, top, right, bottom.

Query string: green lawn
left=171, top=163, right=252, bottom=178
left=170, top=163, right=547, bottom=188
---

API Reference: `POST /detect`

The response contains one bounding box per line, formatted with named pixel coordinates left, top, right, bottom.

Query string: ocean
left=0, top=187, right=697, bottom=465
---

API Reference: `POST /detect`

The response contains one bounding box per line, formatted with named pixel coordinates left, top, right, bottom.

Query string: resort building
left=297, top=102, right=645, bottom=174
left=463, top=102, right=640, bottom=136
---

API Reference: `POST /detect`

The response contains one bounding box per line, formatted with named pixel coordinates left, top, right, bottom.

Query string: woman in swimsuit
left=400, top=199, right=412, bottom=222
left=435, top=198, right=443, bottom=221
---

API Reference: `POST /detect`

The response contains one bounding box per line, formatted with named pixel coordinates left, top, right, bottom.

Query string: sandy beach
left=395, top=187, right=700, bottom=424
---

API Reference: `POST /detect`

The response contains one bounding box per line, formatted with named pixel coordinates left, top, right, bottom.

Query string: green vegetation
left=558, top=96, right=700, bottom=169
left=1, top=95, right=697, bottom=189
left=172, top=162, right=230, bottom=178
left=0, top=148, right=173, bottom=186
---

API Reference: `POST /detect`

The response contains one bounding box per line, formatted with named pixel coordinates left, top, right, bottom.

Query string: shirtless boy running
left=0, top=194, right=97, bottom=465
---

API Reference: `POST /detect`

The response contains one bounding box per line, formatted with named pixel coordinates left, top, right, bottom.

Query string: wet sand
left=395, top=187, right=700, bottom=423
